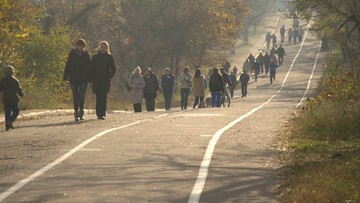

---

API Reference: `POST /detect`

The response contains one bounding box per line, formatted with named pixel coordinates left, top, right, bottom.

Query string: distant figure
left=209, top=67, right=224, bottom=107
left=257, top=52, right=264, bottom=74
left=143, top=66, right=159, bottom=112
left=192, top=68, right=206, bottom=108
left=253, top=59, right=261, bottom=82
left=263, top=52, right=271, bottom=75
left=280, top=25, right=286, bottom=44
left=298, top=26, right=304, bottom=43
left=242, top=59, right=251, bottom=74
left=277, top=44, right=286, bottom=65
left=293, top=28, right=298, bottom=44
left=160, top=68, right=176, bottom=111
left=272, top=33, right=277, bottom=47
left=270, top=46, right=277, bottom=57
left=265, top=32, right=272, bottom=49
left=0, top=65, right=24, bottom=131
left=248, top=53, right=255, bottom=74
left=293, top=18, right=300, bottom=29
left=288, top=28, right=293, bottom=44
left=229, top=71, right=237, bottom=98
left=240, top=71, right=249, bottom=97
left=128, top=66, right=145, bottom=113
left=90, top=41, right=116, bottom=120
left=223, top=60, right=231, bottom=73
left=233, top=65, right=238, bottom=77
left=63, top=39, right=91, bottom=121
left=179, top=66, right=192, bottom=110
left=268, top=61, right=278, bottom=84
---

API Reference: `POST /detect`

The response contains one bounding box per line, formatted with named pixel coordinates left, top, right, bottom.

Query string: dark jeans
left=133, top=103, right=142, bottom=113
left=241, top=83, right=248, bottom=97
left=70, top=83, right=87, bottom=112
left=211, top=92, right=222, bottom=107
left=4, top=103, right=19, bottom=124
left=230, top=86, right=235, bottom=97
left=281, top=34, right=285, bottom=44
left=145, top=97, right=156, bottom=111
left=278, top=55, right=284, bottom=65
left=270, top=72, right=276, bottom=83
left=193, top=96, right=204, bottom=108
left=96, top=91, right=107, bottom=118
left=163, top=92, right=173, bottom=110
left=180, top=88, right=190, bottom=109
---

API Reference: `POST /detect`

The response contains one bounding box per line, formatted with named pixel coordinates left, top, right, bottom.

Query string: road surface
left=0, top=14, right=323, bottom=203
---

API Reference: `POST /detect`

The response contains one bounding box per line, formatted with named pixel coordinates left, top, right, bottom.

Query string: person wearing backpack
left=128, top=66, right=145, bottom=113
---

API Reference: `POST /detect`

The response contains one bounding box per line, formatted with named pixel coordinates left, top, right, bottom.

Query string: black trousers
left=96, top=91, right=107, bottom=117
left=278, top=55, right=284, bottom=65
left=163, top=92, right=173, bottom=110
left=180, top=88, right=190, bottom=109
left=241, top=83, right=248, bottom=97
left=133, top=103, right=142, bottom=113
left=193, top=96, right=204, bottom=108
left=270, top=72, right=276, bottom=83
left=145, top=97, right=156, bottom=111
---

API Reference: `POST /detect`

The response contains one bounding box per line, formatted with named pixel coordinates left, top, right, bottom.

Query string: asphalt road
left=0, top=14, right=323, bottom=203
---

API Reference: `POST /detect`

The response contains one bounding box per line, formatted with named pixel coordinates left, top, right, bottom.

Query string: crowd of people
left=1, top=21, right=299, bottom=129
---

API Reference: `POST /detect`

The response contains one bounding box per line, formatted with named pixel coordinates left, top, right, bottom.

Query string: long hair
left=99, top=41, right=111, bottom=54
left=210, top=67, right=221, bottom=82
left=194, top=68, right=201, bottom=78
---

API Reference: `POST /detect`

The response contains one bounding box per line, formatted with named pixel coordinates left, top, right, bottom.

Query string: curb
left=0, top=109, right=130, bottom=124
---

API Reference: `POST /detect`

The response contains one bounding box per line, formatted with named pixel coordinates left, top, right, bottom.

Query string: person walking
left=192, top=68, right=206, bottom=108
left=293, top=28, right=298, bottom=44
left=263, top=52, right=271, bottom=75
left=257, top=52, right=264, bottom=74
left=209, top=67, right=224, bottom=107
left=63, top=39, right=91, bottom=121
left=280, top=25, right=286, bottom=44
left=239, top=71, right=249, bottom=97
left=128, top=66, right=145, bottom=113
left=143, top=66, right=159, bottom=112
left=160, top=68, right=176, bottom=111
left=233, top=65, right=238, bottom=77
left=248, top=53, right=255, bottom=74
left=223, top=60, right=231, bottom=73
left=90, top=41, right=116, bottom=120
left=229, top=71, right=237, bottom=97
left=288, top=28, right=293, bottom=44
left=265, top=31, right=272, bottom=49
left=242, top=58, right=251, bottom=74
left=272, top=33, right=277, bottom=47
left=268, top=61, right=278, bottom=84
left=277, top=44, right=286, bottom=66
left=179, top=66, right=192, bottom=110
left=0, top=65, right=24, bottom=131
left=298, top=26, right=304, bottom=43
left=253, top=59, right=261, bottom=82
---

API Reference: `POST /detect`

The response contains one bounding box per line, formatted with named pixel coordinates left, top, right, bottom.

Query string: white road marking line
left=188, top=23, right=312, bottom=203
left=0, top=114, right=169, bottom=202
left=296, top=42, right=322, bottom=108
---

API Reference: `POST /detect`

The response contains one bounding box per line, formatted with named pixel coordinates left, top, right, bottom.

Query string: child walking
left=0, top=65, right=24, bottom=131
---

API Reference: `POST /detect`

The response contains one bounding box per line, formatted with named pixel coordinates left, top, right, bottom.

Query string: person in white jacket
left=128, top=66, right=145, bottom=112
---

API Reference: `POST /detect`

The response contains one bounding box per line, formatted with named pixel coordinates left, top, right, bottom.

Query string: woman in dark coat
left=143, top=66, right=159, bottom=112
left=90, top=41, right=116, bottom=120
left=209, top=67, right=224, bottom=108
left=63, top=39, right=91, bottom=121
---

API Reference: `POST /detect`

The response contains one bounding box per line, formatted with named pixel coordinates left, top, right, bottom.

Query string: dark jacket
left=264, top=54, right=271, bottom=65
left=90, top=52, right=116, bottom=94
left=209, top=73, right=224, bottom=92
left=160, top=74, right=176, bottom=94
left=63, top=49, right=91, bottom=84
left=253, top=61, right=261, bottom=73
left=277, top=47, right=286, bottom=56
left=240, top=73, right=250, bottom=84
left=268, top=63, right=278, bottom=74
left=222, top=72, right=232, bottom=86
left=0, top=76, right=24, bottom=104
left=143, top=72, right=159, bottom=98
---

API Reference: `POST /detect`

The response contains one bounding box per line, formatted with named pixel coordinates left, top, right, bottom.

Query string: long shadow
left=16, top=118, right=98, bottom=129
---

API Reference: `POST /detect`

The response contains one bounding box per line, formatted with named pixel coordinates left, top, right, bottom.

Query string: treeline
left=0, top=0, right=257, bottom=109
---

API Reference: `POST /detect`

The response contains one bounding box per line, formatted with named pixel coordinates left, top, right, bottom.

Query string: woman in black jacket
left=63, top=39, right=91, bottom=121
left=209, top=67, right=224, bottom=107
left=90, top=41, right=116, bottom=120
left=143, top=67, right=159, bottom=112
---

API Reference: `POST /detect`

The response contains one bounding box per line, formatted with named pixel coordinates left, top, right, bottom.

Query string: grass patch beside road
left=279, top=64, right=360, bottom=202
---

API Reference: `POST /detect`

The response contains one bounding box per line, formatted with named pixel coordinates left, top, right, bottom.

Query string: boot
left=79, top=110, right=85, bottom=120
left=74, top=111, right=79, bottom=122
left=5, top=124, right=10, bottom=131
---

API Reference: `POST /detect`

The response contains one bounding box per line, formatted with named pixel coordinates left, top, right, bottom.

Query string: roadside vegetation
left=279, top=0, right=360, bottom=202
